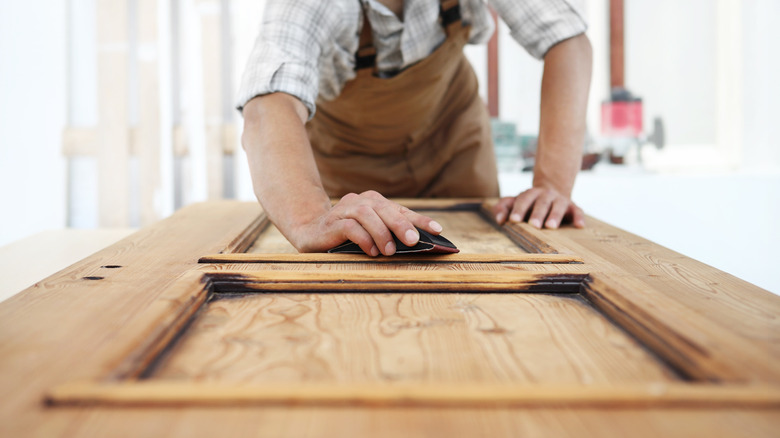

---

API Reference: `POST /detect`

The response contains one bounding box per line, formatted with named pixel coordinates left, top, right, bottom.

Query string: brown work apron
left=306, top=0, right=499, bottom=198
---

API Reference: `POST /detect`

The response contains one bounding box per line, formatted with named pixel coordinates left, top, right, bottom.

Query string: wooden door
left=2, top=200, right=779, bottom=437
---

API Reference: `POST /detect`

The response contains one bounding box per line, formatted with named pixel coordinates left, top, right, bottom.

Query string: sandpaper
left=328, top=227, right=459, bottom=255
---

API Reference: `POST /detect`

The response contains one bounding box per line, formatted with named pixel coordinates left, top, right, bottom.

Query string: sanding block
left=328, top=227, right=459, bottom=255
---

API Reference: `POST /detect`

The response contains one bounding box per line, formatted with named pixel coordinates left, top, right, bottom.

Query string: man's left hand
left=492, top=187, right=585, bottom=229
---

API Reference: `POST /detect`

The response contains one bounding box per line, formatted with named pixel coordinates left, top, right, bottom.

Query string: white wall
left=67, top=0, right=100, bottom=229
left=231, top=0, right=266, bottom=203
left=742, top=0, right=780, bottom=171
left=0, top=1, right=68, bottom=245
left=626, top=0, right=718, bottom=147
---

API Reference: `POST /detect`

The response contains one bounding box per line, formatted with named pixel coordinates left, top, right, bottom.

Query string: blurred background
left=1, top=0, right=778, bottom=293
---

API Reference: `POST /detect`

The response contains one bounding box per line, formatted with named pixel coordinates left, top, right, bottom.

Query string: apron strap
left=354, top=0, right=463, bottom=72
left=355, top=4, right=378, bottom=72
left=439, top=0, right=463, bottom=33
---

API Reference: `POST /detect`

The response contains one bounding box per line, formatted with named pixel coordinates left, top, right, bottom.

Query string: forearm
left=242, top=93, right=440, bottom=255
left=241, top=93, right=330, bottom=248
left=534, top=33, right=592, bottom=197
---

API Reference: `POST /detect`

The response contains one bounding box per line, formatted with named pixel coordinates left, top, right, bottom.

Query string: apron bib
left=306, top=0, right=499, bottom=198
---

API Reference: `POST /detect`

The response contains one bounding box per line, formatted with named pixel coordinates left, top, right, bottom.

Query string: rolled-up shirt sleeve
left=489, top=0, right=588, bottom=60
left=236, top=0, right=335, bottom=119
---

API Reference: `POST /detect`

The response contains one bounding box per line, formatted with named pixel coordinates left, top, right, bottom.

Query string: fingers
left=544, top=197, right=570, bottom=229
left=527, top=191, right=555, bottom=229
left=503, top=188, right=586, bottom=229
left=507, top=188, right=542, bottom=225
left=330, top=188, right=584, bottom=258
left=334, top=191, right=439, bottom=256
left=339, top=218, right=379, bottom=256
left=570, top=204, right=586, bottom=228
left=359, top=191, right=422, bottom=250
left=341, top=200, right=397, bottom=255
left=492, top=197, right=516, bottom=225
left=396, top=204, right=443, bottom=235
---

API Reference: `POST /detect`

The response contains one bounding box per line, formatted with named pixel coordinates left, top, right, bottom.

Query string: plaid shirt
left=236, top=0, right=587, bottom=118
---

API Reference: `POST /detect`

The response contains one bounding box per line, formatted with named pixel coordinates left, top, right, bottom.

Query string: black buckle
left=355, top=48, right=377, bottom=71
left=440, top=2, right=461, bottom=27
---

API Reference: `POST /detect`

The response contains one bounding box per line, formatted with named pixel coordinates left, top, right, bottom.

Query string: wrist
left=531, top=141, right=582, bottom=199
left=258, top=185, right=331, bottom=250
left=532, top=170, right=575, bottom=198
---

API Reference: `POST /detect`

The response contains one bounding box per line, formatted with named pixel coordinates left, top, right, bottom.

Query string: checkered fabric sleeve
left=490, top=0, right=588, bottom=59
left=235, top=0, right=341, bottom=119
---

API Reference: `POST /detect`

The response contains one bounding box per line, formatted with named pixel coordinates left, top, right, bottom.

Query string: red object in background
left=487, top=7, right=499, bottom=118
left=601, top=100, right=643, bottom=138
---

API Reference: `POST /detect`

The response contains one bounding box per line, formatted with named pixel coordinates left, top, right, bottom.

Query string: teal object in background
left=490, top=119, right=536, bottom=171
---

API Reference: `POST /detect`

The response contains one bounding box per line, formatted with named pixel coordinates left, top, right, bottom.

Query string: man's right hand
left=289, top=190, right=443, bottom=256
left=242, top=94, right=441, bottom=256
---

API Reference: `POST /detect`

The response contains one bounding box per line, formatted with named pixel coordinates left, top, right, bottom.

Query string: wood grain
left=48, top=381, right=780, bottom=408
left=245, top=219, right=297, bottom=254
left=200, top=253, right=584, bottom=264
left=196, top=258, right=593, bottom=274
left=220, top=212, right=269, bottom=254
left=149, top=292, right=676, bottom=385
left=14, top=407, right=780, bottom=438
left=0, top=202, right=261, bottom=436
left=428, top=211, right=528, bottom=254
left=0, top=229, right=136, bottom=303
left=105, top=271, right=209, bottom=380
left=580, top=218, right=780, bottom=344
left=583, top=273, right=779, bottom=383
left=479, top=201, right=562, bottom=254
left=481, top=199, right=780, bottom=382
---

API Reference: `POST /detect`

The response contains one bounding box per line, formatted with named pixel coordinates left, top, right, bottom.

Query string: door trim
left=44, top=268, right=780, bottom=407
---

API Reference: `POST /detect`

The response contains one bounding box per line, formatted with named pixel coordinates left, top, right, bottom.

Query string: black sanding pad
left=328, top=227, right=459, bottom=255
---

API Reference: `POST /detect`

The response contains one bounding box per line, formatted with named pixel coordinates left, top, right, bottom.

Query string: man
left=238, top=0, right=591, bottom=256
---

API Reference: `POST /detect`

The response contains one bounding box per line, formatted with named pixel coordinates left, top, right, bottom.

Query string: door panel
left=40, top=200, right=780, bottom=409
left=247, top=209, right=530, bottom=255
left=149, top=292, right=679, bottom=385
left=6, top=200, right=779, bottom=437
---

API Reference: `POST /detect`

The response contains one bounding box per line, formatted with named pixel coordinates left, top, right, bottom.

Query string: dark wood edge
left=479, top=201, right=560, bottom=254
left=204, top=270, right=587, bottom=294
left=103, top=271, right=211, bottom=381
left=219, top=212, right=269, bottom=254
left=581, top=273, right=780, bottom=383
left=502, top=224, right=560, bottom=254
